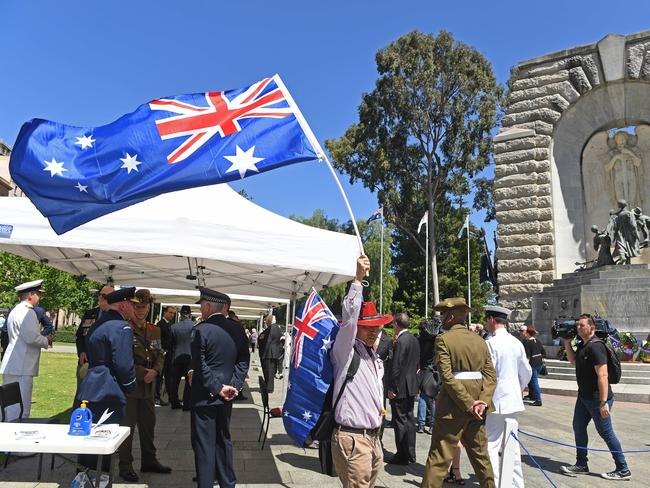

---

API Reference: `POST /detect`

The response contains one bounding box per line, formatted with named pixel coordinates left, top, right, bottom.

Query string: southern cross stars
left=75, top=134, right=95, bottom=150
left=224, top=145, right=264, bottom=179
left=120, top=153, right=142, bottom=174
left=321, top=337, right=332, bottom=351
left=43, top=158, right=67, bottom=177
left=301, top=410, right=312, bottom=422
left=74, top=182, right=88, bottom=193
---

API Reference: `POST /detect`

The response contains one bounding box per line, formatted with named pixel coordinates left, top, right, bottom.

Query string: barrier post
left=499, top=418, right=518, bottom=488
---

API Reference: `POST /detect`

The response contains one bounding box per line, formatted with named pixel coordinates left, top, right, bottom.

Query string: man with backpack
left=560, top=314, right=631, bottom=481
left=330, top=255, right=392, bottom=487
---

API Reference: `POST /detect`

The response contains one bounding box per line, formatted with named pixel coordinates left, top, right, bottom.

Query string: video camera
left=551, top=316, right=615, bottom=340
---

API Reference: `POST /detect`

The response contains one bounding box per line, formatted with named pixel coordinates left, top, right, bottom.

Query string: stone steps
left=544, top=359, right=650, bottom=384
left=539, top=377, right=650, bottom=403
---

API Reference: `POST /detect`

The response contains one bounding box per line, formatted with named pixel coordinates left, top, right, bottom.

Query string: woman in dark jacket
left=522, top=324, right=545, bottom=406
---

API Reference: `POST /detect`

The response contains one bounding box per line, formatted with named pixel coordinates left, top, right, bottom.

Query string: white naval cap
left=15, top=279, right=44, bottom=293
left=484, top=304, right=511, bottom=320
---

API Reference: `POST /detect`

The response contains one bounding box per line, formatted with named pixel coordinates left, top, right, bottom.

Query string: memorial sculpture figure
left=633, top=207, right=650, bottom=248
left=611, top=200, right=640, bottom=264
left=605, top=132, right=644, bottom=209
left=591, top=225, right=615, bottom=268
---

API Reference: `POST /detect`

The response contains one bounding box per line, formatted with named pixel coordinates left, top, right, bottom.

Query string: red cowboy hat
left=358, top=301, right=393, bottom=327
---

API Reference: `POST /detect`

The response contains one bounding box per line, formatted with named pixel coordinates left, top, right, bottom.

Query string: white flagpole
left=379, top=213, right=384, bottom=315
left=425, top=219, right=429, bottom=319
left=466, top=214, right=472, bottom=325
left=274, top=74, right=364, bottom=255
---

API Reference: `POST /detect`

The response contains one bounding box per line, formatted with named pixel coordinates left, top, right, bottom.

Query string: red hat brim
left=358, top=313, right=393, bottom=327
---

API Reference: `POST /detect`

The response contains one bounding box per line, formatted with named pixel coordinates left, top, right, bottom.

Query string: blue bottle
left=69, top=400, right=93, bottom=436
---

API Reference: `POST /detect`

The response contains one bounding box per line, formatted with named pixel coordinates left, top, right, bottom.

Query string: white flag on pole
left=417, top=211, right=428, bottom=234
left=457, top=214, right=470, bottom=239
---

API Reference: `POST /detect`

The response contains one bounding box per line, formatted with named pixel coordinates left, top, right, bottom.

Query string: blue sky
left=2, top=0, right=650, bottom=240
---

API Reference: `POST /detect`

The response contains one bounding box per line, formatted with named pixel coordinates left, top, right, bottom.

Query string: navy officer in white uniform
left=0, top=279, right=51, bottom=420
left=484, top=305, right=532, bottom=488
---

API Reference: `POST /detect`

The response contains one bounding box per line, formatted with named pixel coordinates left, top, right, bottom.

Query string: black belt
left=337, top=425, right=381, bottom=436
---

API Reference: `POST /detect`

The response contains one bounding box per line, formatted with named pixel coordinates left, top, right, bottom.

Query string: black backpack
left=590, top=338, right=622, bottom=385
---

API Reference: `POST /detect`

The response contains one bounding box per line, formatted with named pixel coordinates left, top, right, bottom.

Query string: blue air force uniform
left=77, top=289, right=137, bottom=429
left=191, top=288, right=250, bottom=488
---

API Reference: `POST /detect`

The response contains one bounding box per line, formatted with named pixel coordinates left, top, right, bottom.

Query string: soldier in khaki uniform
left=422, top=298, right=497, bottom=488
left=118, top=289, right=171, bottom=482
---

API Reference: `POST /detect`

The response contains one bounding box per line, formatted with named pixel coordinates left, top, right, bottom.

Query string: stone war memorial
left=494, top=30, right=650, bottom=346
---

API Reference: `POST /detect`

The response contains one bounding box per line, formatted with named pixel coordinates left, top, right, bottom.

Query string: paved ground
left=1, top=360, right=649, bottom=487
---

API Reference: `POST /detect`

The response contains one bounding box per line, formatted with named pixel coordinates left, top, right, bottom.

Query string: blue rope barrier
left=511, top=432, right=558, bottom=488
left=518, top=429, right=650, bottom=454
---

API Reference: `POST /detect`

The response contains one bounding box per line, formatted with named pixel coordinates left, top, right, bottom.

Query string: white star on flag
left=301, top=410, right=312, bottom=422
left=287, top=381, right=291, bottom=390
left=284, top=410, right=289, bottom=417
left=74, top=182, right=88, bottom=193
left=43, top=158, right=67, bottom=177
left=75, top=134, right=95, bottom=150
left=321, top=337, right=332, bottom=351
left=120, top=153, right=142, bottom=174
left=224, top=145, right=264, bottom=179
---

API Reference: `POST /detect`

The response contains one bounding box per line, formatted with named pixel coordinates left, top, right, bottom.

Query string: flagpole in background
left=379, top=210, right=384, bottom=314
left=418, top=211, right=428, bottom=318
left=458, top=213, right=471, bottom=324
left=467, top=215, right=472, bottom=325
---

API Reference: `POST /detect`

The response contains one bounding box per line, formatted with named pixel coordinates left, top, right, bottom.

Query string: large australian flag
left=10, top=75, right=323, bottom=234
left=283, top=288, right=339, bottom=447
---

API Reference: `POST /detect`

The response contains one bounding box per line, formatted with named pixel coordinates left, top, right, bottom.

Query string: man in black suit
left=386, top=312, right=420, bottom=465
left=170, top=305, right=194, bottom=410
left=188, top=288, right=250, bottom=488
left=257, top=314, right=282, bottom=392
left=155, top=305, right=176, bottom=406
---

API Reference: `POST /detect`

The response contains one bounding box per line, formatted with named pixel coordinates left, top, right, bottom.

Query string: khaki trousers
left=119, top=396, right=157, bottom=471
left=422, top=416, right=495, bottom=488
left=331, top=428, right=383, bottom=488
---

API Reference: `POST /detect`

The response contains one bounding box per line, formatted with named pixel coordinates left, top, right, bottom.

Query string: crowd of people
left=0, top=253, right=632, bottom=487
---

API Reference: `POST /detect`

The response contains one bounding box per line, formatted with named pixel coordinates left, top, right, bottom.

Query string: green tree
left=392, top=203, right=492, bottom=322
left=0, top=251, right=98, bottom=324
left=326, top=30, right=501, bottom=307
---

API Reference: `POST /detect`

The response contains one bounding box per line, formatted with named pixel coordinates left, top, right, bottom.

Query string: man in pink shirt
left=330, top=255, right=393, bottom=487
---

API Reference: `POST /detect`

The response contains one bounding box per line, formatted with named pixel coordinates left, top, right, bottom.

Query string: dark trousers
left=391, top=396, right=416, bottom=461
left=573, top=397, right=628, bottom=471
left=261, top=358, right=277, bottom=392
left=192, top=404, right=235, bottom=488
left=119, top=396, right=157, bottom=471
left=0, top=330, right=8, bottom=360
left=170, top=356, right=191, bottom=407
left=79, top=401, right=125, bottom=471
left=156, top=353, right=173, bottom=401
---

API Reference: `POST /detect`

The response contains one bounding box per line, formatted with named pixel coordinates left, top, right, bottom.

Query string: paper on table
left=14, top=429, right=45, bottom=440
left=85, top=426, right=120, bottom=441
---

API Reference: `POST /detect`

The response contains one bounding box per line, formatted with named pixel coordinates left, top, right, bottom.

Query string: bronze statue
left=591, top=225, right=615, bottom=267
left=612, top=200, right=640, bottom=264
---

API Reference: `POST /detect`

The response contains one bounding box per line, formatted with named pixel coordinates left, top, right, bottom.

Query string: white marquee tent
left=0, top=184, right=360, bottom=299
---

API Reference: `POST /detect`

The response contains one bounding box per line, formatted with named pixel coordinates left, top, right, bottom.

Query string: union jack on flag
left=283, top=288, right=339, bottom=447
left=150, top=77, right=293, bottom=164
left=10, top=75, right=324, bottom=234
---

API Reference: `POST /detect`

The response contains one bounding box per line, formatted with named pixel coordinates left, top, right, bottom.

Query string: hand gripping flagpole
left=274, top=75, right=365, bottom=257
